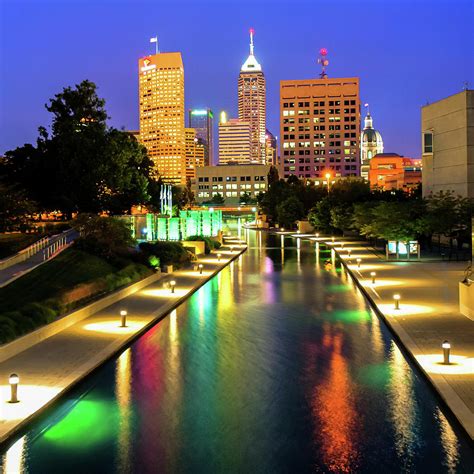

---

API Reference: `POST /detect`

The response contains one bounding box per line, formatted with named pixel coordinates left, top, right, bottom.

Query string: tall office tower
left=238, top=29, right=266, bottom=164
left=184, top=128, right=205, bottom=181
left=138, top=52, right=186, bottom=185
left=218, top=112, right=251, bottom=164
left=265, top=129, right=277, bottom=166
left=280, top=76, right=361, bottom=179
left=360, top=107, right=384, bottom=180
left=188, top=109, right=214, bottom=166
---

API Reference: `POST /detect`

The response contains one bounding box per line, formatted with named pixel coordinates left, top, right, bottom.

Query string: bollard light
left=230, top=246, right=234, bottom=253
left=348, top=249, right=352, bottom=257
left=370, top=271, right=376, bottom=284
left=281, top=228, right=285, bottom=232
left=315, top=233, right=320, bottom=238
left=198, top=264, right=203, bottom=275
left=120, top=310, right=128, bottom=328
left=356, top=258, right=362, bottom=269
left=217, top=253, right=222, bottom=262
left=8, top=374, right=19, bottom=404
left=331, top=236, right=335, bottom=243
left=442, top=340, right=451, bottom=365
left=170, top=280, right=176, bottom=294
left=392, top=294, right=401, bottom=310
left=341, top=243, right=345, bottom=250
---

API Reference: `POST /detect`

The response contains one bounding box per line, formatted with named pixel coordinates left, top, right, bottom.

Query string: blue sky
left=1, top=0, right=473, bottom=157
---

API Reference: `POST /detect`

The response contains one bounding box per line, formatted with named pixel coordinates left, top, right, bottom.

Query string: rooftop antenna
left=364, top=102, right=370, bottom=115
left=317, top=48, right=329, bottom=79
left=249, top=28, right=255, bottom=55
left=150, top=36, right=158, bottom=55
left=463, top=81, right=469, bottom=91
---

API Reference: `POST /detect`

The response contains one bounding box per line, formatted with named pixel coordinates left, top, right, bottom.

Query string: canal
left=1, top=231, right=473, bottom=473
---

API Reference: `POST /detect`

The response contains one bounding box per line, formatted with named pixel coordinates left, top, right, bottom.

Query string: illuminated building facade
left=188, top=108, right=214, bottom=166
left=185, top=128, right=205, bottom=181
left=138, top=52, right=185, bottom=185
left=280, top=77, right=361, bottom=179
left=238, top=29, right=266, bottom=164
left=369, top=153, right=421, bottom=192
left=265, top=129, right=277, bottom=166
left=360, top=108, right=384, bottom=180
left=218, top=112, right=252, bottom=164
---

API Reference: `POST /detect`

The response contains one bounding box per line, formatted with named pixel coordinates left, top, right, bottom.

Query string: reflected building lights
left=116, top=349, right=132, bottom=474
left=436, top=407, right=460, bottom=472
left=2, top=436, right=26, bottom=474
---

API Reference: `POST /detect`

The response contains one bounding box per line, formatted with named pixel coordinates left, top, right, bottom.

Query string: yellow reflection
left=3, top=436, right=26, bottom=474
left=116, top=349, right=132, bottom=473
left=280, top=235, right=284, bottom=248
left=348, top=263, right=391, bottom=272
left=436, top=407, right=459, bottom=471
left=0, top=385, right=61, bottom=421
left=416, top=354, right=474, bottom=374
left=83, top=321, right=146, bottom=334
left=360, top=279, right=404, bottom=289
left=169, top=309, right=178, bottom=342
left=378, top=303, right=434, bottom=317
left=198, top=288, right=205, bottom=325
left=141, top=288, right=190, bottom=298
left=199, top=257, right=227, bottom=265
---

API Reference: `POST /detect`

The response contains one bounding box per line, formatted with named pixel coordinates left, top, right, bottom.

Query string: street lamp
left=325, top=172, right=331, bottom=195
left=8, top=374, right=19, bottom=404
left=442, top=340, right=451, bottom=365
left=356, top=258, right=362, bottom=269
left=393, top=294, right=401, bottom=309
left=120, top=310, right=127, bottom=328
left=198, top=264, right=203, bottom=275
left=170, top=280, right=176, bottom=294
left=370, top=271, right=376, bottom=284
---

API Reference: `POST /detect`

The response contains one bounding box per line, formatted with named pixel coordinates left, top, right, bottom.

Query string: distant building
left=265, top=129, right=277, bottom=166
left=280, top=76, right=361, bottom=179
left=193, top=164, right=272, bottom=204
left=138, top=52, right=185, bottom=185
left=238, top=29, right=266, bottom=164
left=127, top=130, right=140, bottom=139
left=369, top=153, right=421, bottom=192
left=185, top=128, right=205, bottom=181
left=188, top=108, right=214, bottom=166
left=422, top=89, right=474, bottom=198
left=360, top=109, right=384, bottom=180
left=218, top=112, right=252, bottom=164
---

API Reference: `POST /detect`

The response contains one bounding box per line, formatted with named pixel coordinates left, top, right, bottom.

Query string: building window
left=423, top=131, right=433, bottom=153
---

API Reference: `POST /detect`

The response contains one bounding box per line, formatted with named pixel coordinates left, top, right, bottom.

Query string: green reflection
left=43, top=399, right=116, bottom=448
left=358, top=363, right=392, bottom=389
left=324, top=309, right=371, bottom=324
left=327, top=284, right=351, bottom=293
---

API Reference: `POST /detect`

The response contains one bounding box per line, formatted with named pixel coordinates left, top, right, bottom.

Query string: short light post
left=315, top=233, right=320, bottom=238
left=198, top=264, right=203, bottom=275
left=230, top=246, right=234, bottom=253
left=120, top=310, right=128, bottom=328
left=442, top=340, right=451, bottom=365
left=281, top=228, right=285, bottom=232
left=370, top=271, right=376, bottom=284
left=8, top=374, right=19, bottom=403
left=341, top=243, right=345, bottom=250
left=356, top=258, right=361, bottom=269
left=170, top=280, right=176, bottom=294
left=348, top=249, right=352, bottom=258
left=331, top=236, right=335, bottom=243
left=393, top=294, right=401, bottom=310
left=217, top=253, right=222, bottom=262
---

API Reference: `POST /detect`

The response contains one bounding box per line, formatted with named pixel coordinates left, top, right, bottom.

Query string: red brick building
left=369, top=153, right=422, bottom=192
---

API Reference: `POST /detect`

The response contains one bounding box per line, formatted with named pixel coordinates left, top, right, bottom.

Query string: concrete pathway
left=282, top=231, right=474, bottom=440
left=0, top=237, right=247, bottom=446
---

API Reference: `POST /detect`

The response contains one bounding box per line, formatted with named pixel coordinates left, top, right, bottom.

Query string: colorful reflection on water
left=1, top=232, right=473, bottom=473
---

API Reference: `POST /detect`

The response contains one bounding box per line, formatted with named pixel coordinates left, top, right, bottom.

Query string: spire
left=250, top=28, right=254, bottom=56
left=241, top=28, right=262, bottom=72
left=364, top=103, right=373, bottom=129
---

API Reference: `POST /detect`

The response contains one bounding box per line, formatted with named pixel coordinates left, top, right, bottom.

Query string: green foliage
left=239, top=192, right=256, bottom=204
left=308, top=199, right=332, bottom=231
left=203, top=193, right=225, bottom=205
left=186, top=235, right=221, bottom=254
left=0, top=184, right=37, bottom=232
left=0, top=233, right=42, bottom=259
left=139, top=241, right=192, bottom=267
left=276, top=196, right=305, bottom=229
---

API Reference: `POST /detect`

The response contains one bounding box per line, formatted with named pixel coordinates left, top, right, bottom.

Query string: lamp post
left=356, top=258, right=362, bottom=269
left=325, top=173, right=331, bottom=195
left=370, top=271, right=376, bottom=284
left=348, top=249, right=352, bottom=258
left=393, top=294, right=401, bottom=310
left=170, top=280, right=176, bottom=294
left=442, top=340, right=451, bottom=365
left=198, top=264, right=203, bottom=275
left=8, top=374, right=19, bottom=404
left=120, top=310, right=127, bottom=328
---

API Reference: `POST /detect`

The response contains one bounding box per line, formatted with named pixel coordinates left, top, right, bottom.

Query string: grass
left=0, top=233, right=42, bottom=259
left=0, top=248, right=117, bottom=313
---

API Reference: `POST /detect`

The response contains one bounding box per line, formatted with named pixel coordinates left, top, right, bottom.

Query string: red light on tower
left=250, top=27, right=255, bottom=35
left=317, top=48, right=329, bottom=79
left=320, top=48, right=328, bottom=56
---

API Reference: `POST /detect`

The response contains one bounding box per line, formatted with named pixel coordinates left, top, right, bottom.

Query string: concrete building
left=360, top=108, right=384, bottom=180
left=184, top=128, right=205, bottom=181
left=369, top=153, right=421, bottom=193
left=188, top=108, right=214, bottom=166
left=422, top=89, right=474, bottom=197
left=238, top=29, right=266, bottom=164
left=193, top=164, right=271, bottom=204
left=280, top=77, right=361, bottom=179
left=138, top=52, right=185, bottom=185
left=265, top=129, right=277, bottom=166
left=218, top=113, right=252, bottom=164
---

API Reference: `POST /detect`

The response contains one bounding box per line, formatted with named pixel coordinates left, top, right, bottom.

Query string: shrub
left=186, top=235, right=221, bottom=254
left=21, top=302, right=58, bottom=325
left=0, top=316, right=17, bottom=344
left=139, top=241, right=192, bottom=267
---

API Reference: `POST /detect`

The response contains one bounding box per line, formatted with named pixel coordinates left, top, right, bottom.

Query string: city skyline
left=1, top=0, right=473, bottom=159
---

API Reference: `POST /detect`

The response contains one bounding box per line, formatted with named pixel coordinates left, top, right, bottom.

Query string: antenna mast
left=317, top=48, right=329, bottom=79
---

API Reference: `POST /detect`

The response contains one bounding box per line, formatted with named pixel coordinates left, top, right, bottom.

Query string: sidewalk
left=288, top=231, right=474, bottom=439
left=0, top=237, right=247, bottom=446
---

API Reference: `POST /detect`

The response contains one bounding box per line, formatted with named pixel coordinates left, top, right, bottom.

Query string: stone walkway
left=283, top=231, right=474, bottom=440
left=0, top=237, right=247, bottom=446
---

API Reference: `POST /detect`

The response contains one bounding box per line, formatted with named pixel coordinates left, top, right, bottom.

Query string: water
left=1, top=231, right=474, bottom=473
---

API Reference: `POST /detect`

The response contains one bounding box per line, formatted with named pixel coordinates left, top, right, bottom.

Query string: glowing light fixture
left=348, top=249, right=352, bottom=257
left=217, top=253, right=222, bottom=262
left=8, top=374, right=19, bottom=404
left=356, top=258, right=362, bottom=268
left=442, top=340, right=451, bottom=365
left=331, top=236, right=335, bottom=242
left=370, top=272, right=376, bottom=284
left=315, top=233, right=320, bottom=238
left=393, top=294, right=401, bottom=310
left=198, top=264, right=203, bottom=275
left=120, top=310, right=127, bottom=328
left=170, top=280, right=176, bottom=294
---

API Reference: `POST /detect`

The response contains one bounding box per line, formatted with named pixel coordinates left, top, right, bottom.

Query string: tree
left=308, top=198, right=332, bottom=231
left=276, top=196, right=304, bottom=228
left=330, top=204, right=354, bottom=234
left=175, top=178, right=195, bottom=209
left=239, top=192, right=255, bottom=204
left=204, top=193, right=225, bottom=205
left=0, top=184, right=37, bottom=232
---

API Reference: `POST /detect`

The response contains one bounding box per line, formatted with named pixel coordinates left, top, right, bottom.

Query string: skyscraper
left=218, top=112, right=251, bottom=164
left=188, top=109, right=214, bottom=166
left=280, top=76, right=361, bottom=180
left=238, top=29, right=266, bottom=164
left=138, top=52, right=186, bottom=185
left=265, top=129, right=277, bottom=166
left=360, top=107, right=384, bottom=180
left=185, top=128, right=205, bottom=181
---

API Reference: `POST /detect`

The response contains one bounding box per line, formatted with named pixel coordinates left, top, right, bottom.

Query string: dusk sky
left=1, top=0, right=473, bottom=157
